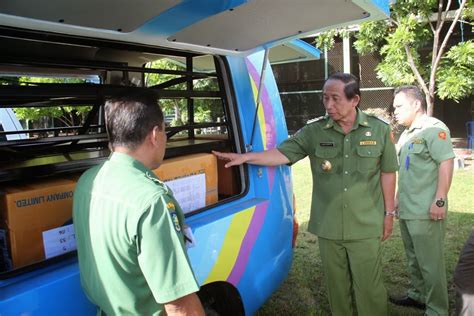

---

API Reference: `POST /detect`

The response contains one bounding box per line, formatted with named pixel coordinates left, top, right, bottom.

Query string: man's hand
left=212, top=149, right=290, bottom=167
left=212, top=150, right=247, bottom=168
left=382, top=215, right=394, bottom=241
left=429, top=202, right=446, bottom=221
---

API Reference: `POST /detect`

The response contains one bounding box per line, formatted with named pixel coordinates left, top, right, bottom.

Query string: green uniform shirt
left=73, top=152, right=199, bottom=315
left=397, top=115, right=455, bottom=219
left=278, top=109, right=398, bottom=240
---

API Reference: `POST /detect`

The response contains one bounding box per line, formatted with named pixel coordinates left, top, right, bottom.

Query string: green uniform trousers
left=400, top=219, right=448, bottom=316
left=318, top=237, right=387, bottom=316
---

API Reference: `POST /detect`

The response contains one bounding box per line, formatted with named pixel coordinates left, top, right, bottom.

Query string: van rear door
left=0, top=0, right=389, bottom=54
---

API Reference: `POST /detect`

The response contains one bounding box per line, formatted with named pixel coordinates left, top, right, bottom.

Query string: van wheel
left=197, top=282, right=244, bottom=316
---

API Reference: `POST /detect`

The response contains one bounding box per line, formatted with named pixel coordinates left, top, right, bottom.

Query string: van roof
left=0, top=0, right=389, bottom=55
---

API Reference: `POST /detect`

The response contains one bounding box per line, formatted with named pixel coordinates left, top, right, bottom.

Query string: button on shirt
left=397, top=115, right=455, bottom=219
left=278, top=109, right=398, bottom=240
left=73, top=152, right=199, bottom=315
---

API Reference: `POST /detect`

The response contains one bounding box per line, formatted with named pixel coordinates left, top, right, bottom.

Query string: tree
left=145, top=59, right=220, bottom=127
left=315, top=0, right=473, bottom=116
left=0, top=76, right=92, bottom=129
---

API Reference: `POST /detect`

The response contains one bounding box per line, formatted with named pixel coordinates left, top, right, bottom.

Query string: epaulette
left=145, top=171, right=160, bottom=183
left=145, top=173, right=170, bottom=195
left=306, top=115, right=327, bottom=125
left=367, top=113, right=390, bottom=125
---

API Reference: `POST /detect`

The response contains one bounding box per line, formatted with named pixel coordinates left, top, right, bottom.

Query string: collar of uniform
left=408, top=114, right=428, bottom=132
left=109, top=152, right=152, bottom=175
left=323, top=116, right=334, bottom=129
left=322, top=108, right=370, bottom=130
left=355, top=108, right=371, bottom=128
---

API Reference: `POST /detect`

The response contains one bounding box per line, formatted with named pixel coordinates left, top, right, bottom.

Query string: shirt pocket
left=356, top=146, right=381, bottom=173
left=314, top=146, right=339, bottom=173
left=411, top=143, right=424, bottom=154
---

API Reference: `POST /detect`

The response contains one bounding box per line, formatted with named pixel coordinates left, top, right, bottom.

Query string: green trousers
left=318, top=237, right=388, bottom=316
left=400, top=219, right=448, bottom=316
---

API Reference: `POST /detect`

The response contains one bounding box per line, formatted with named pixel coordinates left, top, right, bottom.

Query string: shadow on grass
left=257, top=212, right=474, bottom=316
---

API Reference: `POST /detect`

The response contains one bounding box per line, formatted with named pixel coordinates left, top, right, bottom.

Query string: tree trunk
left=426, top=93, right=435, bottom=117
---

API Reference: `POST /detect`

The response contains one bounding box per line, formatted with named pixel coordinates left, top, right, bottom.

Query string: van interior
left=0, top=27, right=244, bottom=274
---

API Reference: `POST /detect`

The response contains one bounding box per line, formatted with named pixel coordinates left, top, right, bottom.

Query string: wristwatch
left=435, top=198, right=446, bottom=208
left=384, top=210, right=398, bottom=217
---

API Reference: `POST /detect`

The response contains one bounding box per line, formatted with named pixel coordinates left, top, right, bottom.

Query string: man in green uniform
left=213, top=73, right=398, bottom=315
left=73, top=90, right=205, bottom=316
left=390, top=85, right=454, bottom=316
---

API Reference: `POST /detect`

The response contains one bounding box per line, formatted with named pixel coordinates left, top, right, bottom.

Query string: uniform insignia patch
left=166, top=202, right=175, bottom=210
left=171, top=213, right=181, bottom=232
left=360, top=140, right=377, bottom=146
left=438, top=131, right=447, bottom=140
left=412, top=139, right=424, bottom=144
left=365, top=131, right=372, bottom=137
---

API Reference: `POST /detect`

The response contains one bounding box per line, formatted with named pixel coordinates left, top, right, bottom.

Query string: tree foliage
left=315, top=0, right=473, bottom=116
left=145, top=59, right=221, bottom=127
left=0, top=76, right=92, bottom=127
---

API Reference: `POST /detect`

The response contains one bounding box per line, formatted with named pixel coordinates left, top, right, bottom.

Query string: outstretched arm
left=212, top=148, right=290, bottom=168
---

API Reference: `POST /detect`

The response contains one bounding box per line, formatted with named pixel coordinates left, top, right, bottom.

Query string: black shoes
left=389, top=296, right=426, bottom=310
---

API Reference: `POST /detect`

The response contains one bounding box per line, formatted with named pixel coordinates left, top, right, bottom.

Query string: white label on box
left=42, top=224, right=76, bottom=259
left=165, top=173, right=206, bottom=214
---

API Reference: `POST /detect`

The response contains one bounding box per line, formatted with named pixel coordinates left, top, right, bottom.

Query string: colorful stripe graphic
left=227, top=201, right=269, bottom=284
left=245, top=57, right=277, bottom=191
left=203, top=206, right=255, bottom=284
left=245, top=58, right=277, bottom=151
left=203, top=54, right=280, bottom=287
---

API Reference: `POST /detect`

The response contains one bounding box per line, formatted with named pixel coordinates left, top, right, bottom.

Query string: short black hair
left=105, top=89, right=164, bottom=150
left=326, top=72, right=361, bottom=103
left=393, top=85, right=426, bottom=112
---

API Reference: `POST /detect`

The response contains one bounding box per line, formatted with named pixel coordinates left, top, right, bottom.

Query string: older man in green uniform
left=213, top=73, right=398, bottom=315
left=390, top=86, right=454, bottom=316
left=73, top=90, right=205, bottom=316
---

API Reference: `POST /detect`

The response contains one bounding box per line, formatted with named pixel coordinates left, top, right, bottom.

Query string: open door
left=0, top=0, right=389, bottom=55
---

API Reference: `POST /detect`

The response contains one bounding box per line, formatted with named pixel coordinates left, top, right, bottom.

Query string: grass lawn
left=257, top=157, right=474, bottom=316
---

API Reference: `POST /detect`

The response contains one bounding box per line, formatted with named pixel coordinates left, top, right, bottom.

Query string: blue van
left=0, top=1, right=389, bottom=315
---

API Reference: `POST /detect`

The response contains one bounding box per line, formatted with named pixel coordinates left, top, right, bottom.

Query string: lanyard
left=405, top=143, right=413, bottom=170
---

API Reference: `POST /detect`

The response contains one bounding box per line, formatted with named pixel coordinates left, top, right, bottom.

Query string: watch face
left=436, top=199, right=445, bottom=207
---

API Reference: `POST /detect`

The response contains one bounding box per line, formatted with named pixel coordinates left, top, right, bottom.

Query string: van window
left=0, top=35, right=243, bottom=275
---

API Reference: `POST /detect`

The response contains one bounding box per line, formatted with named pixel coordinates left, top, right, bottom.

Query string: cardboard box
left=153, top=153, right=218, bottom=213
left=0, top=178, right=77, bottom=270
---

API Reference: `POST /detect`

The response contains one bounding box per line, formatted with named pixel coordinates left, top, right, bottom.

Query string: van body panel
left=185, top=51, right=293, bottom=314
left=0, top=259, right=95, bottom=315
left=0, top=50, right=294, bottom=316
left=269, top=39, right=321, bottom=65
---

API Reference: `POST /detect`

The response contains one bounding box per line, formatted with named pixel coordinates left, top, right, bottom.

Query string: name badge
left=319, top=142, right=335, bottom=147
left=360, top=140, right=377, bottom=146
